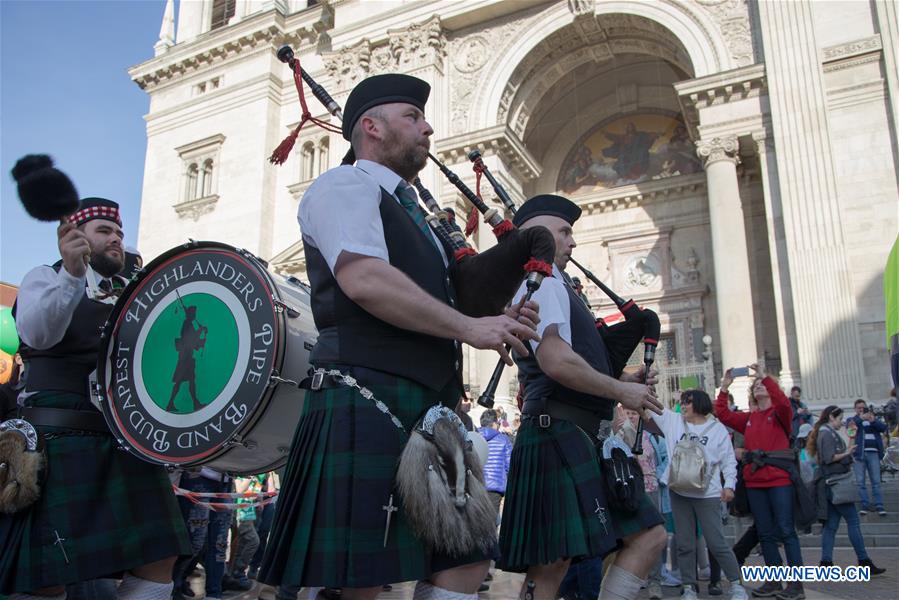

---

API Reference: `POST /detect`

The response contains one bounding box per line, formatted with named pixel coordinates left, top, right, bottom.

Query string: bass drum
left=97, top=240, right=316, bottom=475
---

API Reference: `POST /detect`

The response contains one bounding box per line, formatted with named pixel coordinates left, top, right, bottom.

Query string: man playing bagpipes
left=259, top=74, right=541, bottom=599
left=498, top=194, right=668, bottom=600
left=0, top=188, right=190, bottom=599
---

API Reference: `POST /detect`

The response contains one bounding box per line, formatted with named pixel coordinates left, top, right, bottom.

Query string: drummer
left=1, top=198, right=189, bottom=599
left=259, top=74, right=538, bottom=598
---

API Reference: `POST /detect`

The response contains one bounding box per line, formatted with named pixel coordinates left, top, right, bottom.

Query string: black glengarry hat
left=513, top=194, right=581, bottom=227
left=341, top=74, right=431, bottom=141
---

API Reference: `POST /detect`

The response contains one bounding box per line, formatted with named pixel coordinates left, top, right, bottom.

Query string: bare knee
left=430, top=560, right=491, bottom=594
left=130, top=555, right=178, bottom=583
left=615, top=525, right=667, bottom=575
left=645, top=525, right=668, bottom=554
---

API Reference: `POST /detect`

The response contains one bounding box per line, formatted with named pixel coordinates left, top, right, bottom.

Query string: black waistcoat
left=516, top=278, right=615, bottom=421
left=14, top=262, right=115, bottom=397
left=304, top=186, right=461, bottom=391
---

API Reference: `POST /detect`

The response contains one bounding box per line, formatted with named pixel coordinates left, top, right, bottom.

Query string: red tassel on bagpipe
left=492, top=219, right=515, bottom=239
left=453, top=247, right=477, bottom=261
left=269, top=54, right=341, bottom=165
left=464, top=206, right=480, bottom=237
left=521, top=258, right=553, bottom=278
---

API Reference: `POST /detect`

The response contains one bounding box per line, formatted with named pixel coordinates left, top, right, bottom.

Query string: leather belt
left=521, top=399, right=607, bottom=439
left=19, top=407, right=110, bottom=434
left=299, top=371, right=345, bottom=391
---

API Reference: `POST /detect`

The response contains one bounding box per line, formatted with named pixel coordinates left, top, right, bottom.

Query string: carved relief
left=626, top=254, right=661, bottom=289
left=324, top=17, right=446, bottom=92
left=324, top=39, right=371, bottom=90
left=568, top=0, right=595, bottom=16
left=694, top=0, right=758, bottom=67
left=391, top=16, right=446, bottom=70
left=821, top=35, right=882, bottom=62
left=448, top=16, right=530, bottom=133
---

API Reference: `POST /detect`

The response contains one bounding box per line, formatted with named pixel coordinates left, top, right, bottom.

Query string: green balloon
left=0, top=307, right=19, bottom=355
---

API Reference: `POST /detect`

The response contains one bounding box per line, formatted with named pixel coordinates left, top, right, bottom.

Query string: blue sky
left=1, top=0, right=166, bottom=286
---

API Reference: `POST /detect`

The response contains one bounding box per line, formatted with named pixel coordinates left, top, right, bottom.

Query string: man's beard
left=381, top=130, right=428, bottom=181
left=91, top=250, right=124, bottom=278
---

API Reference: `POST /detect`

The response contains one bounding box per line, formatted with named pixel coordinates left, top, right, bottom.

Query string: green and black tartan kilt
left=259, top=366, right=489, bottom=589
left=0, top=392, right=190, bottom=594
left=497, top=417, right=663, bottom=573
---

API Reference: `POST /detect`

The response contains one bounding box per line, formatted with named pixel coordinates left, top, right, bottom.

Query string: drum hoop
left=97, top=240, right=287, bottom=468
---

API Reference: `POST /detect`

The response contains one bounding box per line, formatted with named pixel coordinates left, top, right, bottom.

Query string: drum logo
left=104, top=249, right=279, bottom=464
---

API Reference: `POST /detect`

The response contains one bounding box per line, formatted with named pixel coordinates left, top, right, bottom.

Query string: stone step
left=720, top=532, right=899, bottom=548
left=720, top=521, right=899, bottom=536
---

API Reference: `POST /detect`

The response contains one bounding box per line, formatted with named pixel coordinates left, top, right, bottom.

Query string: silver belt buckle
left=538, top=414, right=551, bottom=428
left=311, top=370, right=324, bottom=391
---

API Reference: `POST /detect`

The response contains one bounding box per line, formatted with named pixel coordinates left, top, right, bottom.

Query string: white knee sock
left=413, top=581, right=477, bottom=600
left=598, top=565, right=646, bottom=600
left=116, top=573, right=174, bottom=600
left=9, top=594, right=66, bottom=600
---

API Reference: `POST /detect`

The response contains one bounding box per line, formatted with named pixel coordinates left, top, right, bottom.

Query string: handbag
left=825, top=470, right=860, bottom=505
left=668, top=416, right=718, bottom=494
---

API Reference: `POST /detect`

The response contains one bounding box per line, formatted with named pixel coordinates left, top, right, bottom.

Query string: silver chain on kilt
left=311, top=368, right=406, bottom=433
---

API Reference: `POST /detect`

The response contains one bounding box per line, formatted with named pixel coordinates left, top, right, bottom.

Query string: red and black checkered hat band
left=69, top=199, right=121, bottom=227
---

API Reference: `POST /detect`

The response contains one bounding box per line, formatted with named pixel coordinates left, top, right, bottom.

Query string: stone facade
left=131, top=0, right=898, bottom=407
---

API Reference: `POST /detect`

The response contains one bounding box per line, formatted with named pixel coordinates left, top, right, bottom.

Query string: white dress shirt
left=297, top=159, right=447, bottom=274
left=15, top=265, right=86, bottom=350
left=511, top=264, right=572, bottom=353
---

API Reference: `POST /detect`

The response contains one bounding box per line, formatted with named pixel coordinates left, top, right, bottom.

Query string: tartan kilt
left=497, top=418, right=663, bottom=572
left=0, top=392, right=190, bottom=593
left=259, top=366, right=487, bottom=589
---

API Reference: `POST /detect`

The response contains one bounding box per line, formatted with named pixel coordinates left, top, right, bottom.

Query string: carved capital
left=323, top=39, right=372, bottom=91
left=389, top=15, right=445, bottom=71
left=696, top=136, right=740, bottom=167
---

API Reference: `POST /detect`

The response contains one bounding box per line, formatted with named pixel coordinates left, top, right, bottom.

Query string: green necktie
left=396, top=183, right=438, bottom=250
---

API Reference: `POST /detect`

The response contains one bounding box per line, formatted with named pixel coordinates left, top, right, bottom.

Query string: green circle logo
left=141, top=293, right=239, bottom=414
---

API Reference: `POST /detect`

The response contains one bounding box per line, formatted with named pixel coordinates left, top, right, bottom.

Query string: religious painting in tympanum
left=557, top=112, right=701, bottom=194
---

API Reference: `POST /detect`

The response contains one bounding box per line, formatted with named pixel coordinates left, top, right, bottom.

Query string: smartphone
left=730, top=367, right=750, bottom=377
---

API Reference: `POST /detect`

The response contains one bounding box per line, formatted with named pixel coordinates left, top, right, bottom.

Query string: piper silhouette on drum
left=168, top=296, right=208, bottom=413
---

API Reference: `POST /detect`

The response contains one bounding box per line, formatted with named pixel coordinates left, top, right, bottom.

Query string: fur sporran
left=396, top=406, right=497, bottom=556
left=0, top=419, right=46, bottom=514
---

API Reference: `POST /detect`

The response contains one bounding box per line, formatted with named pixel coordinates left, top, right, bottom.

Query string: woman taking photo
left=806, top=407, right=885, bottom=574
left=714, top=365, right=804, bottom=600
left=649, top=390, right=747, bottom=600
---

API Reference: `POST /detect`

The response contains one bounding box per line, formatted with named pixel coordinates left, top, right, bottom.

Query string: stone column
left=753, top=132, right=801, bottom=391
left=697, top=136, right=759, bottom=392
left=757, top=0, right=866, bottom=403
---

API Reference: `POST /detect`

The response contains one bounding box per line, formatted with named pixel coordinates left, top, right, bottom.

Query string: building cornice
left=576, top=173, right=708, bottom=216
left=674, top=62, right=766, bottom=138
left=435, top=124, right=542, bottom=182
left=129, top=4, right=333, bottom=92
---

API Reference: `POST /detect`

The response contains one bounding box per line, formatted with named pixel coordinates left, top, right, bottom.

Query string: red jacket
left=714, top=377, right=792, bottom=488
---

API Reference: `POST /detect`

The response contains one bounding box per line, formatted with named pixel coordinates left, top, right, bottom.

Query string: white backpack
left=668, top=416, right=718, bottom=494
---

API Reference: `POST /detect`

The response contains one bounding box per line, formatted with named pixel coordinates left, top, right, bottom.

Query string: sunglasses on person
left=831, top=409, right=843, bottom=419
left=680, top=395, right=693, bottom=405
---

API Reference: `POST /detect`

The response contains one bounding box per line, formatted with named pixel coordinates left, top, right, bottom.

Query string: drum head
left=98, top=241, right=284, bottom=468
